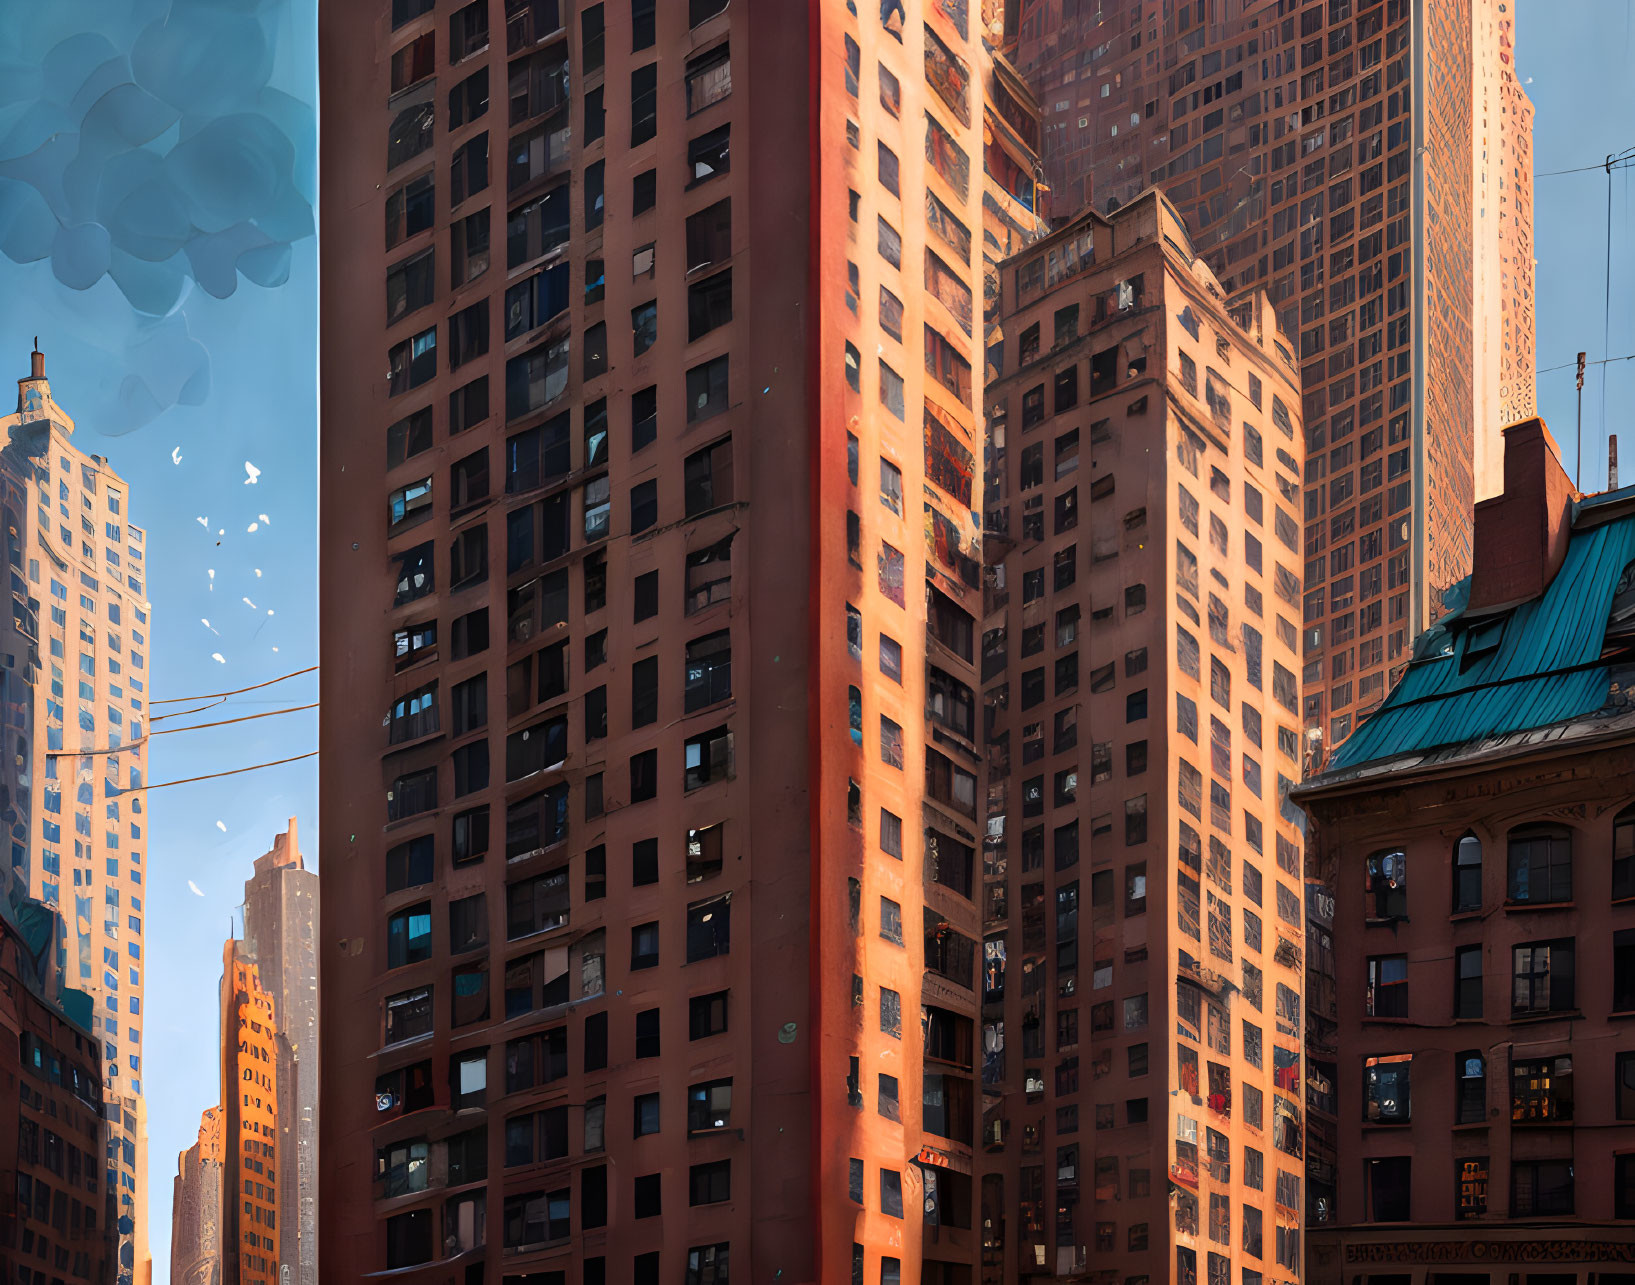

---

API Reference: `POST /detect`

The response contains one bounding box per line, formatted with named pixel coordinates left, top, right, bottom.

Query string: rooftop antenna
left=1577, top=352, right=1587, bottom=489
left=1611, top=435, right=1620, bottom=492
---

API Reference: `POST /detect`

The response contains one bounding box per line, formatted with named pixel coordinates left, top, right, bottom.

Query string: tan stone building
left=2, top=347, right=152, bottom=1285
left=977, top=190, right=1306, bottom=1284
left=170, top=1109, right=224, bottom=1285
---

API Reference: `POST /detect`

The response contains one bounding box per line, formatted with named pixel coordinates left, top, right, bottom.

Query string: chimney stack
left=1466, top=418, right=1575, bottom=615
left=30, top=338, right=43, bottom=380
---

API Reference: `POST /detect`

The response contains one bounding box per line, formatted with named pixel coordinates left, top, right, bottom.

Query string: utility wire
left=150, top=665, right=318, bottom=706
left=1539, top=353, right=1635, bottom=374
left=136, top=751, right=318, bottom=791
left=47, top=703, right=318, bottom=758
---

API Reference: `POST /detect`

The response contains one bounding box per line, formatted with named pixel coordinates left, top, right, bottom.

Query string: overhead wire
left=48, top=703, right=320, bottom=757
left=137, top=752, right=319, bottom=791
left=150, top=665, right=318, bottom=706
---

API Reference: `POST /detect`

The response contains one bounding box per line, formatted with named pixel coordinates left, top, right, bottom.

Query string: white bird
left=187, top=880, right=204, bottom=897
left=247, top=522, right=259, bottom=533
left=171, top=447, right=183, bottom=466
left=244, top=461, right=261, bottom=485
left=215, top=821, right=226, bottom=832
left=201, top=618, right=217, bottom=634
left=258, top=513, right=271, bottom=525
left=211, top=652, right=225, bottom=663
left=242, top=597, right=256, bottom=609
left=254, top=568, right=263, bottom=578
left=196, top=515, right=208, bottom=527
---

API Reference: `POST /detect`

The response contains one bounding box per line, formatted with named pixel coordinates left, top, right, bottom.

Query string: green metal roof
left=1329, top=509, right=1635, bottom=771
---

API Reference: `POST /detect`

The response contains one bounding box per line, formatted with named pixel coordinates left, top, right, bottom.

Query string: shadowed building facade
left=318, top=0, right=1022, bottom=1281
left=0, top=894, right=114, bottom=1285
left=169, top=1108, right=224, bottom=1285
left=977, top=191, right=1307, bottom=1284
left=1294, top=419, right=1635, bottom=1283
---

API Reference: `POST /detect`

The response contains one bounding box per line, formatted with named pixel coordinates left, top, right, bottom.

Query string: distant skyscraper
left=169, top=1109, right=224, bottom=1285
left=1008, top=0, right=1535, bottom=767
left=240, top=820, right=318, bottom=1285
left=2, top=346, right=153, bottom=1285
left=169, top=821, right=317, bottom=1285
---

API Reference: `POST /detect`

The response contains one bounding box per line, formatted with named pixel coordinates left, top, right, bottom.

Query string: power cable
left=47, top=703, right=318, bottom=758
left=150, top=665, right=318, bottom=706
left=135, top=752, right=318, bottom=791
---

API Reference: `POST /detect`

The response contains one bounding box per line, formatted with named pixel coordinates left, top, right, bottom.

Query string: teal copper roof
left=1328, top=508, right=1635, bottom=772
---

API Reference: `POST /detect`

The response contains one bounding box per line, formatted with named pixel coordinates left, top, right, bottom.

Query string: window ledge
left=1607, top=1009, right=1635, bottom=1020
left=1509, top=1009, right=1582, bottom=1025
left=1448, top=910, right=1482, bottom=922
left=1363, top=916, right=1408, bottom=928
left=1449, top=1120, right=1489, bottom=1131
left=1503, top=899, right=1575, bottom=912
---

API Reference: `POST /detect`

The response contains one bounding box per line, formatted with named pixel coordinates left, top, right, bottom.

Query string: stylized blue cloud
left=0, top=0, right=313, bottom=431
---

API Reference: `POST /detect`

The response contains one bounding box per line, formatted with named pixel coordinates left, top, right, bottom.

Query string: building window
left=1364, top=955, right=1406, bottom=1018
left=1456, top=1156, right=1488, bottom=1220
left=1453, top=945, right=1482, bottom=1019
left=1365, top=847, right=1407, bottom=920
left=385, top=987, right=434, bottom=1045
left=1453, top=1050, right=1485, bottom=1124
left=1507, top=823, right=1572, bottom=904
left=690, top=1160, right=731, bottom=1206
left=1511, top=1159, right=1574, bottom=1217
left=1512, top=939, right=1575, bottom=1015
left=1452, top=831, right=1482, bottom=912
left=1511, top=1055, right=1573, bottom=1124
left=387, top=903, right=433, bottom=968
left=686, top=895, right=731, bottom=962
left=1363, top=1054, right=1410, bottom=1124
left=1366, top=1156, right=1410, bottom=1221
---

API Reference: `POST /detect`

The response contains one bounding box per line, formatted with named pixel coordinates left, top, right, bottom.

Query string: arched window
left=1615, top=803, right=1635, bottom=901
left=1365, top=848, right=1407, bottom=920
left=1453, top=832, right=1482, bottom=913
left=1506, top=824, right=1572, bottom=905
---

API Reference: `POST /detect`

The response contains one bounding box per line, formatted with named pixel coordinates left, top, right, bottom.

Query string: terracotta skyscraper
left=319, top=0, right=1024, bottom=1280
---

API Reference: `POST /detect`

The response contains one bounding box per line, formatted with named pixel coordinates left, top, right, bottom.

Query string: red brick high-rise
left=1007, top=0, right=1536, bottom=770
left=977, top=191, right=1307, bottom=1284
left=318, top=1, right=1023, bottom=1281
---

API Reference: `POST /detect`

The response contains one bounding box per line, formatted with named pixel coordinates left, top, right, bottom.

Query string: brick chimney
left=1466, top=417, right=1575, bottom=615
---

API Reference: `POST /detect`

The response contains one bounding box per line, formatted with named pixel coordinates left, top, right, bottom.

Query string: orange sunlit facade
left=222, top=946, right=280, bottom=1285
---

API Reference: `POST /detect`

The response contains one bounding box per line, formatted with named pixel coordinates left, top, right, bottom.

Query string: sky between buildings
left=0, top=1, right=1625, bottom=1280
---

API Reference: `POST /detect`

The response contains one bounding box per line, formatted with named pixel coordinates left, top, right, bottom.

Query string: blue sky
left=1521, top=3, right=1635, bottom=488
left=0, top=2, right=1627, bottom=1280
left=0, top=0, right=317, bottom=1278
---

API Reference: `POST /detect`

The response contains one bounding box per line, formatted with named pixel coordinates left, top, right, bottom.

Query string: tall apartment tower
left=1, top=349, right=153, bottom=1285
left=169, top=1108, right=225, bottom=1285
left=1009, top=0, right=1534, bottom=768
left=319, top=1, right=1003, bottom=1280
left=240, top=820, right=319, bottom=1285
left=977, top=192, right=1308, bottom=1284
